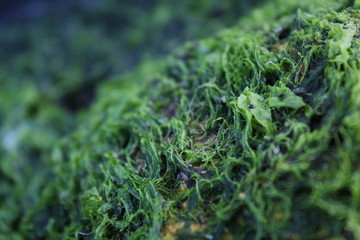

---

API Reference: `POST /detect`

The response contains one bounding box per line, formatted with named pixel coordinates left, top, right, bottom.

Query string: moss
left=0, top=1, right=252, bottom=239
left=2, top=0, right=360, bottom=239
left=43, top=0, right=360, bottom=239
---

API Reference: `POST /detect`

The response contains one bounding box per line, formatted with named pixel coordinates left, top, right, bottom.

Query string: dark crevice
left=58, top=82, right=96, bottom=113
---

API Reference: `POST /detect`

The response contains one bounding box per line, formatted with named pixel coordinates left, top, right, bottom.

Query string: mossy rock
left=2, top=0, right=360, bottom=239
left=0, top=1, right=252, bottom=239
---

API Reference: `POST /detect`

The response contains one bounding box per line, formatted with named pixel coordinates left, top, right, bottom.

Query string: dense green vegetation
left=0, top=1, right=251, bottom=239
left=1, top=0, right=360, bottom=239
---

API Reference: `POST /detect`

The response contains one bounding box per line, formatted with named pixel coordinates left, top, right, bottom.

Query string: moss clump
left=0, top=1, right=252, bottom=238
left=44, top=0, right=360, bottom=239
left=2, top=0, right=360, bottom=239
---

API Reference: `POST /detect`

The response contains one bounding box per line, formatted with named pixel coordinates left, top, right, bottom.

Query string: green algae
left=1, top=0, right=360, bottom=239
left=43, top=0, right=360, bottom=239
left=0, top=1, right=252, bottom=239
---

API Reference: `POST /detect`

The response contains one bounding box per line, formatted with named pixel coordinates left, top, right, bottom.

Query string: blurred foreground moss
left=1, top=0, right=360, bottom=239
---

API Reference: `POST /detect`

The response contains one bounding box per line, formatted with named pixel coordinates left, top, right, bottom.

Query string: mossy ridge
left=51, top=1, right=359, bottom=240
left=0, top=1, right=258, bottom=239
left=47, top=1, right=360, bottom=239
left=49, top=2, right=360, bottom=239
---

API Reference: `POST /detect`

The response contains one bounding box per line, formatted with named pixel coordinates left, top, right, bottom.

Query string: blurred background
left=0, top=0, right=261, bottom=237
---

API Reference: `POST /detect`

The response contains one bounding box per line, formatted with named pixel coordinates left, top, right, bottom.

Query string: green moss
left=41, top=0, right=360, bottom=239
left=2, top=0, right=360, bottom=239
left=0, top=1, right=252, bottom=239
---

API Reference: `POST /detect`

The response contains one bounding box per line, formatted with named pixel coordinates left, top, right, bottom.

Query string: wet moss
left=1, top=0, right=360, bottom=239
